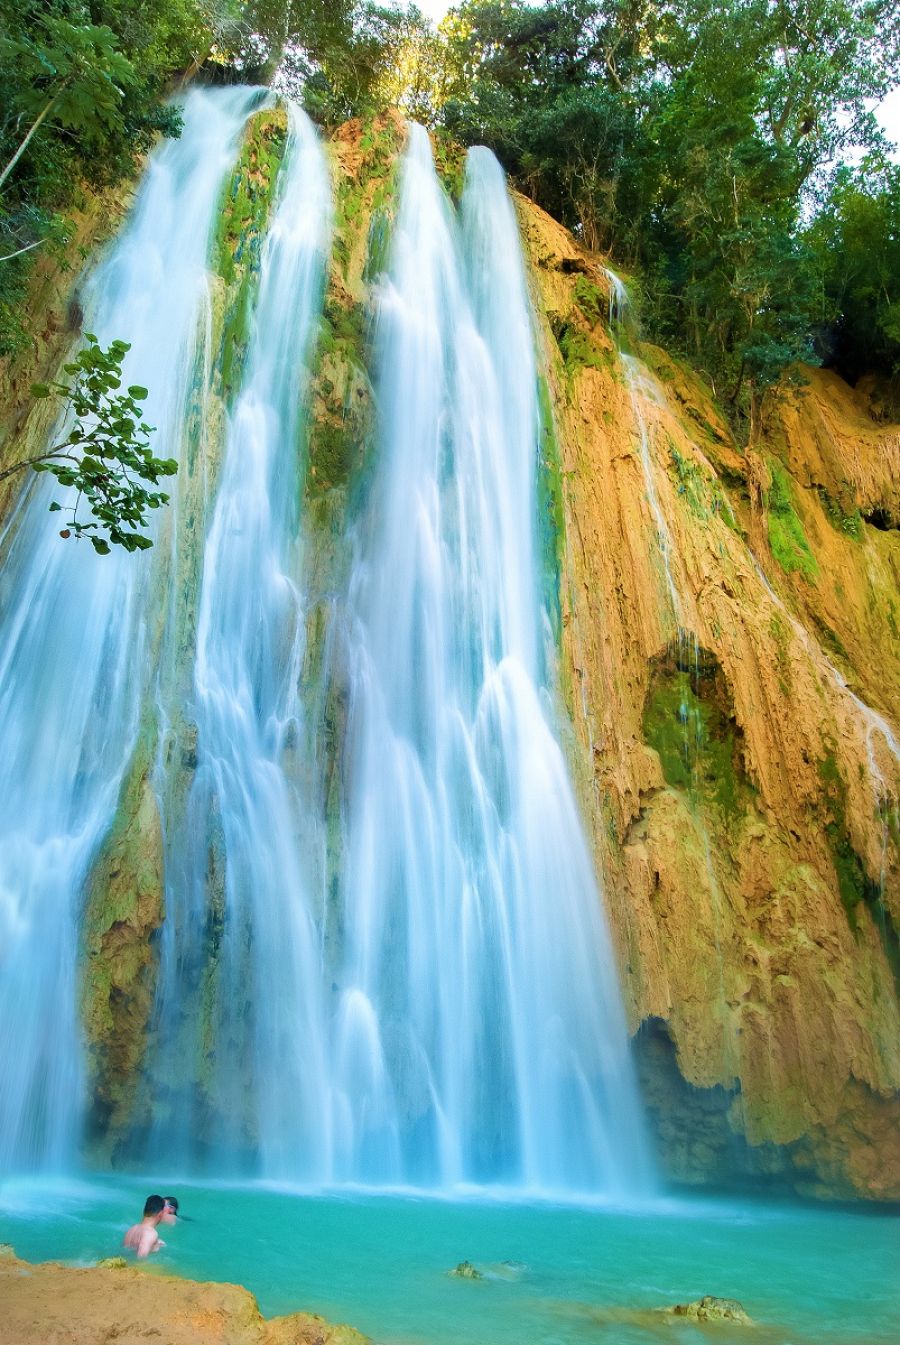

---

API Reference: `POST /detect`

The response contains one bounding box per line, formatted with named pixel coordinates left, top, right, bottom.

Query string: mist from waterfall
left=0, top=86, right=261, bottom=1172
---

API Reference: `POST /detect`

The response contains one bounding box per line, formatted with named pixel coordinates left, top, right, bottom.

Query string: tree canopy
left=1, top=0, right=898, bottom=439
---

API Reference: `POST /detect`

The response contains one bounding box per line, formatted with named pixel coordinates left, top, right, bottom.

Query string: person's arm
left=136, top=1226, right=161, bottom=1258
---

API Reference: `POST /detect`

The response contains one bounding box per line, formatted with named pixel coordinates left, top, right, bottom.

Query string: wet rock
left=449, top=1261, right=484, bottom=1280
left=661, top=1296, right=753, bottom=1325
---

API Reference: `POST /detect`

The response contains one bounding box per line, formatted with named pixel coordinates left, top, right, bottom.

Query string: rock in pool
left=660, top=1296, right=753, bottom=1325
left=449, top=1261, right=484, bottom=1280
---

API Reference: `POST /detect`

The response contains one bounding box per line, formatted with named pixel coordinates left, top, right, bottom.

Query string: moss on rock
left=213, top=106, right=288, bottom=405
left=766, top=458, right=818, bottom=581
left=643, top=642, right=751, bottom=818
left=80, top=725, right=164, bottom=1146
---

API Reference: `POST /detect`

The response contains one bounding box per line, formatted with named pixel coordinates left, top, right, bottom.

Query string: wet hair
left=143, top=1194, right=166, bottom=1216
left=163, top=1196, right=178, bottom=1214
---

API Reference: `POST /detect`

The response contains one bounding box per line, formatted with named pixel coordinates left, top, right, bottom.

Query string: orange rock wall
left=518, top=196, right=900, bottom=1199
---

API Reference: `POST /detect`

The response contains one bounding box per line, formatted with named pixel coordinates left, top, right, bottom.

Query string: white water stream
left=332, top=129, right=652, bottom=1193
left=145, top=103, right=333, bottom=1174
left=1, top=106, right=654, bottom=1197
left=0, top=87, right=262, bottom=1171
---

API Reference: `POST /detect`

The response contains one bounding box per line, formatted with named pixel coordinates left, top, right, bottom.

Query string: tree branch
left=0, top=94, right=60, bottom=194
left=0, top=236, right=46, bottom=264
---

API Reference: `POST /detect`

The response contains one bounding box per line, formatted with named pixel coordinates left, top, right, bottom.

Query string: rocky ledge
left=0, top=1247, right=368, bottom=1345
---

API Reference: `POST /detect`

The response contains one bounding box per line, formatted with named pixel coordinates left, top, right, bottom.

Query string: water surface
left=1, top=1180, right=896, bottom=1345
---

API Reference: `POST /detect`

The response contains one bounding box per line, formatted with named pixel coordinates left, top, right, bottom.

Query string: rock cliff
left=517, top=198, right=900, bottom=1198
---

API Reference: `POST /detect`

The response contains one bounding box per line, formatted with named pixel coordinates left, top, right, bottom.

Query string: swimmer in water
left=123, top=1194, right=167, bottom=1258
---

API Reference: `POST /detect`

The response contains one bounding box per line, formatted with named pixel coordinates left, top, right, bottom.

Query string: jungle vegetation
left=2, top=0, right=899, bottom=442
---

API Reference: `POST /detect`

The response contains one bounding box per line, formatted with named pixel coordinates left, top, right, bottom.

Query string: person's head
left=142, top=1194, right=166, bottom=1223
left=161, top=1196, right=179, bottom=1226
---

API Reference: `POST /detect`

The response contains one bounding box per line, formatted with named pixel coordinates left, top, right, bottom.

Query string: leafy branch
left=0, top=335, right=177, bottom=554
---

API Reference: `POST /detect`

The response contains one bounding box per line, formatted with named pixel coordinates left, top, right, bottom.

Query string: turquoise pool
left=1, top=1177, right=897, bottom=1344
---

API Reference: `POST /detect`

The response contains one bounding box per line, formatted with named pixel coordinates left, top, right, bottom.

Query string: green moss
left=363, top=205, right=393, bottom=284
left=818, top=487, right=863, bottom=541
left=766, top=459, right=818, bottom=582
left=667, top=442, right=732, bottom=527
left=551, top=317, right=615, bottom=374
left=817, top=753, right=874, bottom=927
left=332, top=115, right=403, bottom=281
left=212, top=109, right=288, bottom=405
left=810, top=612, right=850, bottom=665
left=305, top=115, right=404, bottom=510
left=643, top=648, right=750, bottom=818
left=573, top=275, right=604, bottom=328
left=80, top=720, right=164, bottom=1144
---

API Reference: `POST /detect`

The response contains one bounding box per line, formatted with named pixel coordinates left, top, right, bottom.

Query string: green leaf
left=127, top=385, right=149, bottom=399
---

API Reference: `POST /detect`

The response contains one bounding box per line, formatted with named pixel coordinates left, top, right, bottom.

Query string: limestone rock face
left=517, top=194, right=900, bottom=1199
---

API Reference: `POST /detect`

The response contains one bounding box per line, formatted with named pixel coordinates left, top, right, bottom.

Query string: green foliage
left=0, top=0, right=231, bottom=353
left=806, top=159, right=900, bottom=396
left=766, top=459, right=819, bottom=580
left=263, top=2, right=447, bottom=124
left=19, top=335, right=176, bottom=553
left=432, top=0, right=899, bottom=435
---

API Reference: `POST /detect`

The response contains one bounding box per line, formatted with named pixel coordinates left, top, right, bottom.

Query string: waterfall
left=0, top=87, right=262, bottom=1173
left=144, top=104, right=333, bottom=1174
left=1, top=103, right=653, bottom=1197
left=332, top=126, right=652, bottom=1194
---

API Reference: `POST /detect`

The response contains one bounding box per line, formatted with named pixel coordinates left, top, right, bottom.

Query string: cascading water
left=144, top=104, right=333, bottom=1174
left=0, top=87, right=261, bottom=1172
left=332, top=126, right=652, bottom=1194
left=1, top=104, right=653, bottom=1196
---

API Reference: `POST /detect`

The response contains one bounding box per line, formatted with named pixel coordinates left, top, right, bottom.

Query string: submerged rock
left=449, top=1260, right=484, bottom=1280
left=484, top=1260, right=527, bottom=1280
left=661, top=1295, right=753, bottom=1325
